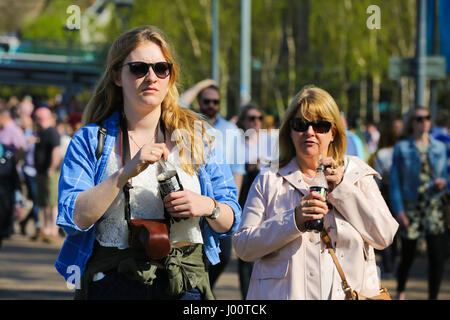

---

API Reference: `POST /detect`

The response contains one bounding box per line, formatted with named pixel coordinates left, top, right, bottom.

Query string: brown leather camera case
left=129, top=219, right=171, bottom=260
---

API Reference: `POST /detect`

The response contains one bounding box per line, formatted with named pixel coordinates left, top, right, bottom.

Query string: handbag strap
left=320, top=230, right=355, bottom=299
left=320, top=229, right=389, bottom=299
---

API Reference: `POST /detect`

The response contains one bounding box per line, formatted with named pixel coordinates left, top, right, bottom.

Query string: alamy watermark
left=64, top=263, right=383, bottom=291
left=66, top=4, right=381, bottom=31
left=66, top=265, right=81, bottom=290
left=166, top=123, right=280, bottom=169
left=366, top=5, right=381, bottom=30
left=66, top=4, right=81, bottom=30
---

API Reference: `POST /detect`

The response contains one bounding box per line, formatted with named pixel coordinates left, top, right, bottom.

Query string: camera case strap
left=120, top=114, right=171, bottom=260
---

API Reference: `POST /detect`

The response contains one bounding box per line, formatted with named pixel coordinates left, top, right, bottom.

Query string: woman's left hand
left=163, top=190, right=214, bottom=218
left=321, top=157, right=344, bottom=191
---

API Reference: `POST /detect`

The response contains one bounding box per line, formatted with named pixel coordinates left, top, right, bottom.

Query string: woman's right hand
left=294, top=192, right=329, bottom=231
left=121, top=142, right=170, bottom=182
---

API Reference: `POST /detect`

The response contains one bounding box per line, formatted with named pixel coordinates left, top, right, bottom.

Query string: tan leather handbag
left=320, top=230, right=392, bottom=300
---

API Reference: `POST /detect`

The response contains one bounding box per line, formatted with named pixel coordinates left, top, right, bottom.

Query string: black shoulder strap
left=119, top=115, right=133, bottom=226
left=95, top=125, right=108, bottom=160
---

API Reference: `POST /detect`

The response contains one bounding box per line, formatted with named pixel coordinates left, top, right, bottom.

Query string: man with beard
left=187, top=82, right=245, bottom=295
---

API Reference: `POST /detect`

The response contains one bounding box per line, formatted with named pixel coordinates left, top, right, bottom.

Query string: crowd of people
left=0, top=95, right=82, bottom=246
left=0, top=25, right=449, bottom=301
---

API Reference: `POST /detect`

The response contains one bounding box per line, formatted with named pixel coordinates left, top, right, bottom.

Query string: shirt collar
left=212, top=114, right=223, bottom=127
left=277, top=156, right=380, bottom=192
left=277, top=157, right=310, bottom=194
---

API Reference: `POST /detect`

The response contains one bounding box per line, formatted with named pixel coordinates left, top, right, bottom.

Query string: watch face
left=210, top=204, right=220, bottom=219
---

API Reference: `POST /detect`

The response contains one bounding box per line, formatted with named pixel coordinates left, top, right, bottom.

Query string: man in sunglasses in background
left=180, top=79, right=245, bottom=296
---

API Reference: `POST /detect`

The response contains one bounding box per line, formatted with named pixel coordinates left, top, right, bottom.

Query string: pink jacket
left=232, top=156, right=398, bottom=300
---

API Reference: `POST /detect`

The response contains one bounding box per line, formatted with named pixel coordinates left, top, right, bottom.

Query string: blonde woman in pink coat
left=232, top=86, right=398, bottom=300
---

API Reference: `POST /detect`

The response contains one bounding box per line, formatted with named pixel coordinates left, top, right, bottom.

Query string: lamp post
left=113, top=0, right=134, bottom=31
left=212, top=0, right=219, bottom=84
left=415, top=0, right=427, bottom=108
left=63, top=25, right=79, bottom=102
left=240, top=0, right=251, bottom=108
left=429, top=0, right=439, bottom=122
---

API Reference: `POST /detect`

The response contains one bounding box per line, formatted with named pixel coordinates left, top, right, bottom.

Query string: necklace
left=129, top=132, right=155, bottom=149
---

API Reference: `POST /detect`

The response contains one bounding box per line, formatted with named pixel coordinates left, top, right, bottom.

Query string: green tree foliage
left=16, top=0, right=423, bottom=122
left=21, top=0, right=91, bottom=42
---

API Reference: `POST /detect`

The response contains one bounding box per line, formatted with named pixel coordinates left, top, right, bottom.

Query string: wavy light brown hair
left=83, top=26, right=212, bottom=174
left=278, top=86, right=347, bottom=168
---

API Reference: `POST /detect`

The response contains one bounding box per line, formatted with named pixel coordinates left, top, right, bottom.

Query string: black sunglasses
left=122, top=61, right=172, bottom=79
left=202, top=99, right=220, bottom=105
left=414, top=115, right=431, bottom=122
left=290, top=118, right=332, bottom=134
left=247, top=115, right=263, bottom=122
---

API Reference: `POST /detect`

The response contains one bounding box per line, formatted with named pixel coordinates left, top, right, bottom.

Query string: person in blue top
left=55, top=26, right=241, bottom=300
left=340, top=112, right=365, bottom=160
left=390, top=106, right=447, bottom=300
left=180, top=80, right=246, bottom=293
left=195, top=84, right=245, bottom=291
left=430, top=110, right=450, bottom=191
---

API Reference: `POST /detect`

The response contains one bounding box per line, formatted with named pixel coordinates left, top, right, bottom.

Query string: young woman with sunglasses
left=390, top=107, right=447, bottom=300
left=233, top=86, right=398, bottom=300
left=55, top=26, right=241, bottom=300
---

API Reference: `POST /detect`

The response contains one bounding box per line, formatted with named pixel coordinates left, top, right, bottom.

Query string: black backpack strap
left=95, top=125, right=108, bottom=160
left=119, top=115, right=133, bottom=231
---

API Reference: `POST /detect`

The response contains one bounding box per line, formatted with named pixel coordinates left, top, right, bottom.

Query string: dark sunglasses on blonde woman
left=290, top=118, right=332, bottom=134
left=120, top=61, right=172, bottom=79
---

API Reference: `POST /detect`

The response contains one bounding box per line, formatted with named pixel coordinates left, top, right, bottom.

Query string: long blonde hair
left=83, top=26, right=212, bottom=174
left=278, top=86, right=347, bottom=168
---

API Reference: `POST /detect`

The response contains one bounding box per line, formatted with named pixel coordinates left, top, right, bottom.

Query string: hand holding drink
left=295, top=155, right=329, bottom=232
left=304, top=156, right=328, bottom=232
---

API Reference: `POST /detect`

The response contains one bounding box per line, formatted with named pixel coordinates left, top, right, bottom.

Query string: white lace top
left=95, top=151, right=203, bottom=249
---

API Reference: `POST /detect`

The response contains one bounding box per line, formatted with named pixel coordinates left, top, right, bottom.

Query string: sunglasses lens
left=248, top=116, right=263, bottom=121
left=127, top=62, right=172, bottom=79
left=153, top=62, right=171, bottom=78
left=203, top=99, right=219, bottom=105
left=415, top=115, right=431, bottom=122
left=313, top=121, right=332, bottom=133
left=128, top=62, right=148, bottom=78
left=290, top=118, right=308, bottom=132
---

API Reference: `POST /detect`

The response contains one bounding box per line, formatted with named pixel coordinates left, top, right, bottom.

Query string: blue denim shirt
left=389, top=136, right=447, bottom=214
left=431, top=127, right=450, bottom=191
left=55, top=112, right=241, bottom=282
